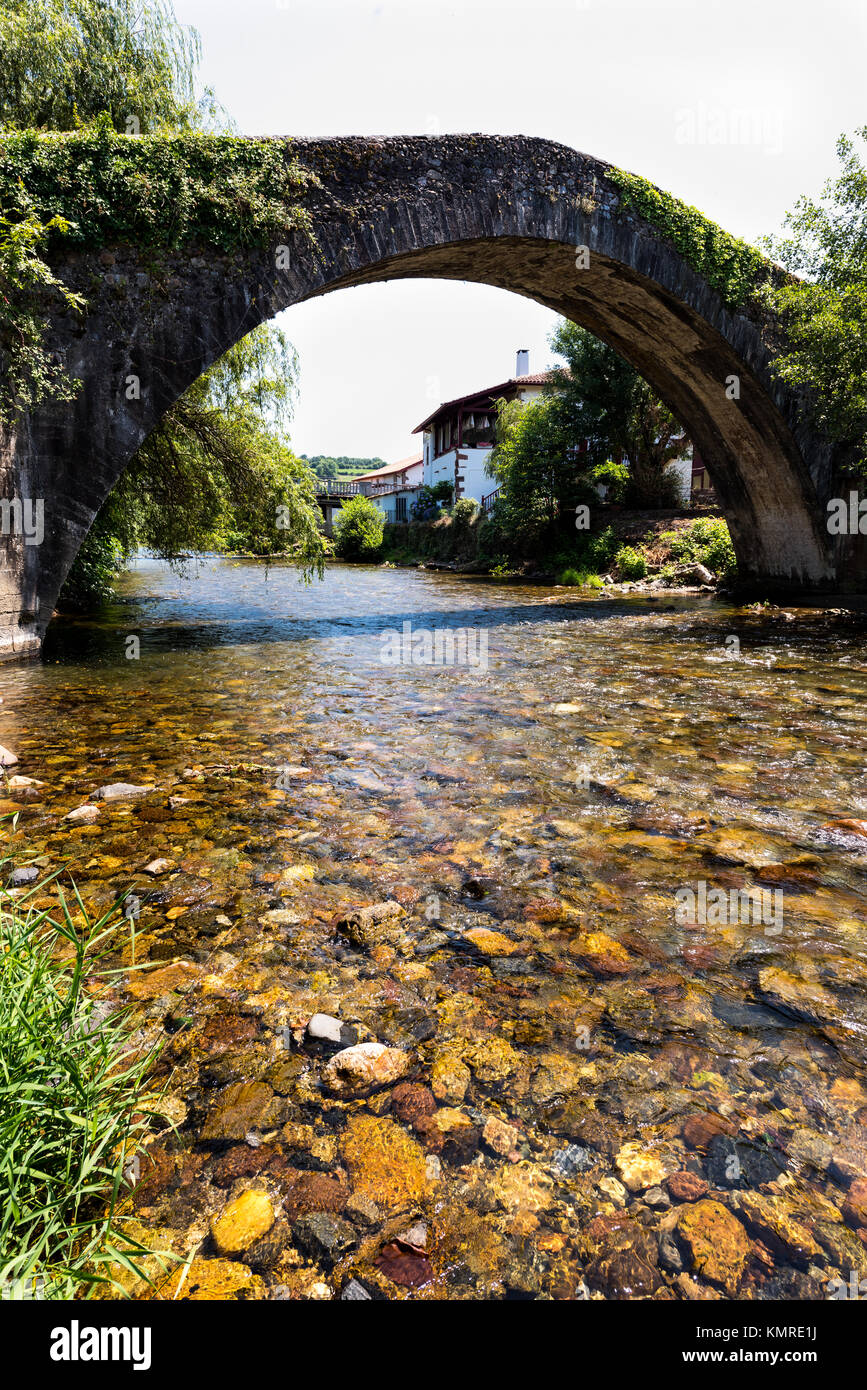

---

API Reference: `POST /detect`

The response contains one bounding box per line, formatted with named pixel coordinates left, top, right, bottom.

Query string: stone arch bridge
left=0, top=134, right=861, bottom=657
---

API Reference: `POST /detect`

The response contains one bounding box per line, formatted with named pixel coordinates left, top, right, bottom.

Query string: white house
left=412, top=349, right=553, bottom=507
left=344, top=347, right=704, bottom=528
left=352, top=453, right=424, bottom=522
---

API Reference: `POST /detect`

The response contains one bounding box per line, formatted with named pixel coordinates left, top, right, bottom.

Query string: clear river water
left=2, top=557, right=867, bottom=1299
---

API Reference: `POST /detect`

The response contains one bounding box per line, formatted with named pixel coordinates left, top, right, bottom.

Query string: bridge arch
left=0, top=134, right=860, bottom=656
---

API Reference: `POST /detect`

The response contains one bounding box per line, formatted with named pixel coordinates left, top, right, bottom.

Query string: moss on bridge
left=0, top=125, right=316, bottom=254
left=607, top=167, right=770, bottom=310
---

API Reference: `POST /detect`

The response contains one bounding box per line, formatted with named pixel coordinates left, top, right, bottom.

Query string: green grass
left=0, top=858, right=165, bottom=1299
left=557, top=567, right=603, bottom=588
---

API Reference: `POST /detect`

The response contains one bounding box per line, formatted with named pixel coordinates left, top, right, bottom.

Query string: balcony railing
left=312, top=479, right=360, bottom=496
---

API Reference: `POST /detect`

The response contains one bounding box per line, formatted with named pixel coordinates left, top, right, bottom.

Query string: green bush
left=410, top=482, right=452, bottom=521
left=450, top=496, right=480, bottom=525
left=571, top=525, right=620, bottom=573
left=333, top=494, right=384, bottom=560
left=657, top=517, right=736, bottom=576
left=58, top=523, right=125, bottom=610
left=591, top=459, right=630, bottom=502
left=614, top=545, right=648, bottom=580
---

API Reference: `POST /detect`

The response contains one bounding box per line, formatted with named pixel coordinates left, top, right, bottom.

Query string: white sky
left=173, top=0, right=867, bottom=462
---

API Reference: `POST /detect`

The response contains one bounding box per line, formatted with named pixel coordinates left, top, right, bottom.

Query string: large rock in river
left=322, top=1042, right=410, bottom=1095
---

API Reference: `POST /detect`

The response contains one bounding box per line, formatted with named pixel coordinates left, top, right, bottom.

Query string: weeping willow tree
left=0, top=0, right=325, bottom=604
left=0, top=0, right=223, bottom=133
left=61, top=324, right=326, bottom=608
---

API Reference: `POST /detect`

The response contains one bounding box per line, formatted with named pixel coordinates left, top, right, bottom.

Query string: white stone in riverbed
left=143, top=858, right=174, bottom=876
left=8, top=775, right=44, bottom=788
left=307, top=1013, right=344, bottom=1044
left=261, top=908, right=301, bottom=926
left=321, top=1041, right=410, bottom=1094
left=0, top=745, right=19, bottom=767
left=597, top=1175, right=628, bottom=1207
left=64, top=804, right=100, bottom=824
left=92, top=782, right=153, bottom=801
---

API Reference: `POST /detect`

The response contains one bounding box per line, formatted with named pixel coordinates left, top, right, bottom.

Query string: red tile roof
left=412, top=372, right=555, bottom=434
left=351, top=453, right=423, bottom=481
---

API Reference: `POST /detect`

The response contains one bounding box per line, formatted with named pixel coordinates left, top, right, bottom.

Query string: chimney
left=515, top=348, right=529, bottom=377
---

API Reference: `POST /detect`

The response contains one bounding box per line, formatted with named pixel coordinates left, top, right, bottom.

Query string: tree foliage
left=332, top=494, right=384, bottom=561
left=487, top=321, right=687, bottom=532
left=546, top=322, right=687, bottom=507
left=0, top=0, right=218, bottom=134
left=61, top=325, right=325, bottom=607
left=303, top=455, right=387, bottom=480
left=487, top=394, right=588, bottom=537
left=760, top=127, right=867, bottom=472
left=0, top=195, right=84, bottom=419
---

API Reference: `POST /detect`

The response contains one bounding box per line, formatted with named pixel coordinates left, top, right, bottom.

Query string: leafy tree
left=487, top=322, right=688, bottom=531
left=309, top=457, right=339, bottom=481
left=545, top=321, right=687, bottom=507
left=0, top=0, right=221, bottom=134
left=62, top=325, right=325, bottom=606
left=332, top=494, right=384, bottom=561
left=487, top=393, right=588, bottom=535
left=302, top=456, right=387, bottom=479
left=760, top=127, right=867, bottom=472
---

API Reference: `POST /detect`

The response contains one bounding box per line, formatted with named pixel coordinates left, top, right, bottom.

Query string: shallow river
left=3, top=558, right=867, bottom=1300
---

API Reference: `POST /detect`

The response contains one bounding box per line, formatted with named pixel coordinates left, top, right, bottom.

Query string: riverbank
left=379, top=506, right=736, bottom=592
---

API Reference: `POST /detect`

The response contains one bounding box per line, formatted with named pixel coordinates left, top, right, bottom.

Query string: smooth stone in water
left=550, top=1145, right=595, bottom=1178
left=143, top=858, right=174, bottom=876
left=615, top=1141, right=669, bottom=1193
left=293, top=1213, right=356, bottom=1266
left=9, top=865, right=39, bottom=887
left=211, top=1190, right=275, bottom=1256
left=64, top=805, right=100, bottom=824
left=307, top=1012, right=357, bottom=1048
left=92, top=782, right=154, bottom=801
left=322, top=1042, right=410, bottom=1094
left=341, top=1279, right=372, bottom=1301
